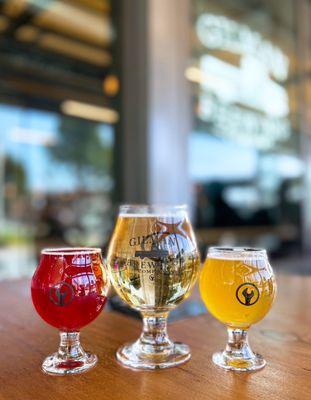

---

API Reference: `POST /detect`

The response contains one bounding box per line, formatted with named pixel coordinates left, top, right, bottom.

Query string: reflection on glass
left=0, top=106, right=115, bottom=280
left=189, top=0, right=302, bottom=257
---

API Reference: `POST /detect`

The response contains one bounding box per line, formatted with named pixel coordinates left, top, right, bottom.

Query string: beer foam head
left=42, top=247, right=102, bottom=256
left=207, top=247, right=267, bottom=260
left=119, top=204, right=188, bottom=218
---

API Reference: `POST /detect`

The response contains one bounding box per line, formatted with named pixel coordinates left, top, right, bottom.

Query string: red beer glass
left=31, top=248, right=109, bottom=375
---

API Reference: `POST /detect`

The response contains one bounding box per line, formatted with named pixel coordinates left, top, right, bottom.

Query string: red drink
left=31, top=248, right=109, bottom=375
left=32, top=248, right=108, bottom=331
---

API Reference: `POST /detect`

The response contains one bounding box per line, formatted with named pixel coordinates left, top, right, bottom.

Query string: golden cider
left=107, top=214, right=200, bottom=312
left=200, top=254, right=276, bottom=329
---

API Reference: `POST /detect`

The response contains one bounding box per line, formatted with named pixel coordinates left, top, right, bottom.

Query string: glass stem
left=224, top=327, right=255, bottom=360
left=138, top=312, right=172, bottom=354
left=58, top=331, right=85, bottom=360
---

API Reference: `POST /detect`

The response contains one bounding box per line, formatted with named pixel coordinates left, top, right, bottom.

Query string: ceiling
left=0, top=0, right=115, bottom=112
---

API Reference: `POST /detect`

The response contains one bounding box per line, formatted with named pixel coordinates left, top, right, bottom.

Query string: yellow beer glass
left=200, top=247, right=276, bottom=371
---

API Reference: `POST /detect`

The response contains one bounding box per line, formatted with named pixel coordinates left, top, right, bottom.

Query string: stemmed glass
left=107, top=204, right=200, bottom=370
left=31, top=247, right=109, bottom=375
left=200, top=247, right=277, bottom=371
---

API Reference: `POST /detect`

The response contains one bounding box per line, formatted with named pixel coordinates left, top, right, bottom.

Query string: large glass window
left=188, top=0, right=303, bottom=256
left=0, top=0, right=118, bottom=279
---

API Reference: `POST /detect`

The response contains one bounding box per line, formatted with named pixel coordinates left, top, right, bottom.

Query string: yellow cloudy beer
left=200, top=247, right=276, bottom=371
left=200, top=250, right=276, bottom=329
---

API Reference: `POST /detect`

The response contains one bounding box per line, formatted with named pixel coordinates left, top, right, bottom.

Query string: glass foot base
left=116, top=342, right=191, bottom=370
left=212, top=351, right=266, bottom=372
left=42, top=352, right=98, bottom=375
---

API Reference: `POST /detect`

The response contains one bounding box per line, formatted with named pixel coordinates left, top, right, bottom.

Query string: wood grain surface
left=0, top=275, right=310, bottom=400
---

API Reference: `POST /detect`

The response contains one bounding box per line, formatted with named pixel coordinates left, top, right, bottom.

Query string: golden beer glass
left=107, top=205, right=200, bottom=369
left=200, top=247, right=276, bottom=371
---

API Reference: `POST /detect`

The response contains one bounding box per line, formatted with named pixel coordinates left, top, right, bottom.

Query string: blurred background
left=0, top=0, right=310, bottom=284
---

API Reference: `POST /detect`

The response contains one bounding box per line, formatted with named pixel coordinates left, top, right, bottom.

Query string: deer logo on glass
left=49, top=281, right=75, bottom=307
left=236, top=283, right=260, bottom=306
left=134, top=220, right=189, bottom=260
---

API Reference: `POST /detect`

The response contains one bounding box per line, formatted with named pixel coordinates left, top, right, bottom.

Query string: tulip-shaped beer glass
left=31, top=248, right=109, bottom=375
left=200, top=247, right=276, bottom=371
left=107, top=205, right=200, bottom=369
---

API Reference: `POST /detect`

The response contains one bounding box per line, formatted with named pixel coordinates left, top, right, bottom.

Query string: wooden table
left=0, top=275, right=310, bottom=400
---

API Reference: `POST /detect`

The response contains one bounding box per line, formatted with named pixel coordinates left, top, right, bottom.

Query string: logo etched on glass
left=134, top=220, right=190, bottom=260
left=236, top=283, right=259, bottom=306
left=49, top=281, right=75, bottom=307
